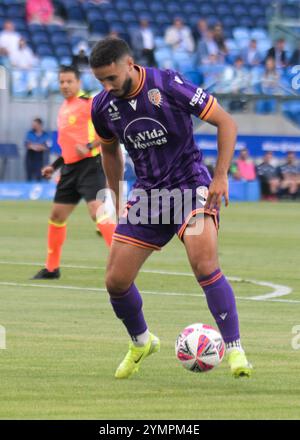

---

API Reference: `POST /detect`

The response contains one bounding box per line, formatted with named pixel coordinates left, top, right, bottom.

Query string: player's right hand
left=41, top=165, right=54, bottom=180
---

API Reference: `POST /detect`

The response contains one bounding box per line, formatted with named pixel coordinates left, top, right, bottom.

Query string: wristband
left=51, top=156, right=64, bottom=171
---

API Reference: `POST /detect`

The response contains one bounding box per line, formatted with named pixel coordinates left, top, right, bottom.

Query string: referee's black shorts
left=54, top=155, right=106, bottom=204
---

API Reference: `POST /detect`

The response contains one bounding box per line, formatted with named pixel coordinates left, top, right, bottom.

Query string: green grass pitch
left=0, top=200, right=299, bottom=419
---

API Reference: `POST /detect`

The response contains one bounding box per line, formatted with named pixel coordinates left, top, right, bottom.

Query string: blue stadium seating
left=54, top=45, right=72, bottom=58
left=67, top=6, right=85, bottom=22
left=89, top=20, right=109, bottom=35
left=36, top=44, right=54, bottom=57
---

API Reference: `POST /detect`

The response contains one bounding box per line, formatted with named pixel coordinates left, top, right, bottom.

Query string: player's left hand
left=75, top=144, right=90, bottom=157
left=205, top=174, right=229, bottom=210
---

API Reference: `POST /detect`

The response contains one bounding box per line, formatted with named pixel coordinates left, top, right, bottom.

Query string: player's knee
left=49, top=212, right=66, bottom=224
left=105, top=272, right=132, bottom=296
left=193, top=260, right=219, bottom=279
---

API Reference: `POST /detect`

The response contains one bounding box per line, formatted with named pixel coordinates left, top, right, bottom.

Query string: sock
left=109, top=284, right=148, bottom=342
left=198, top=269, right=242, bottom=347
left=46, top=220, right=67, bottom=272
left=96, top=214, right=116, bottom=247
left=131, top=329, right=150, bottom=347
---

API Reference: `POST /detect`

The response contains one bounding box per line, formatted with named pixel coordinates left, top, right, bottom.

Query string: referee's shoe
left=31, top=268, right=61, bottom=280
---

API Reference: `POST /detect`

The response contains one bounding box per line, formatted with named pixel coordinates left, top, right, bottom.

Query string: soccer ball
left=175, top=323, right=225, bottom=373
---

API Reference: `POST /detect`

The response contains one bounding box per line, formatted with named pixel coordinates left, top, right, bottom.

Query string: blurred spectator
left=72, top=41, right=89, bottom=70
left=231, top=148, right=256, bottom=181
left=242, top=39, right=262, bottom=67
left=213, top=23, right=228, bottom=59
left=0, top=21, right=21, bottom=58
left=266, top=38, right=288, bottom=68
left=289, top=42, right=300, bottom=66
left=10, top=38, right=38, bottom=69
left=130, top=19, right=156, bottom=67
left=278, top=152, right=300, bottom=199
left=24, top=118, right=50, bottom=181
left=26, top=0, right=55, bottom=25
left=256, top=152, right=280, bottom=199
left=221, top=57, right=250, bottom=111
left=192, top=19, right=208, bottom=44
left=255, top=57, right=281, bottom=114
left=165, top=18, right=195, bottom=54
left=196, top=28, right=221, bottom=65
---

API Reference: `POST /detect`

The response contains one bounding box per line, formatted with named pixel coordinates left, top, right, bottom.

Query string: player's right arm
left=100, top=139, right=124, bottom=217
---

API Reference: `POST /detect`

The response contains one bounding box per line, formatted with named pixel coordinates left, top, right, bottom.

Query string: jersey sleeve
left=166, top=70, right=217, bottom=121
left=91, top=99, right=117, bottom=146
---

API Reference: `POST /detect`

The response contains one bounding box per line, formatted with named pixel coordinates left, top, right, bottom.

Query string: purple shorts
left=113, top=185, right=219, bottom=251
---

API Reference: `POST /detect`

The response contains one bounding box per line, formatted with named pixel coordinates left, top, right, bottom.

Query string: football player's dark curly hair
left=89, top=38, right=132, bottom=68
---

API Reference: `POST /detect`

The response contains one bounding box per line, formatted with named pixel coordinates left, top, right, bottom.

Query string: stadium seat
left=132, top=1, right=150, bottom=12
left=12, top=19, right=27, bottom=32
left=182, top=3, right=199, bottom=15
left=50, top=34, right=68, bottom=46
left=40, top=56, right=58, bottom=70
left=115, top=0, right=132, bottom=11
left=6, top=5, right=25, bottom=19
left=54, top=45, right=72, bottom=58
left=250, top=28, right=268, bottom=41
left=233, top=27, right=250, bottom=41
left=173, top=51, right=196, bottom=71
left=36, top=44, right=54, bottom=57
left=120, top=11, right=137, bottom=23
left=136, top=12, right=152, bottom=22
left=67, top=6, right=85, bottom=22
left=103, top=11, right=120, bottom=22
left=166, top=3, right=184, bottom=15
left=31, top=33, right=50, bottom=45
left=58, top=56, right=72, bottom=66
left=154, top=47, right=174, bottom=69
left=89, top=20, right=109, bottom=35
left=148, top=3, right=166, bottom=13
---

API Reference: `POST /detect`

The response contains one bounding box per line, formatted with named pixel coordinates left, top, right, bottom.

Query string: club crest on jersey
left=148, top=89, right=163, bottom=107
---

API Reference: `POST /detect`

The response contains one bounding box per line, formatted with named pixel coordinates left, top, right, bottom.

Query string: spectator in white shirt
left=10, top=38, right=38, bottom=69
left=242, top=39, right=262, bottom=67
left=0, top=21, right=21, bottom=58
left=165, top=17, right=195, bottom=54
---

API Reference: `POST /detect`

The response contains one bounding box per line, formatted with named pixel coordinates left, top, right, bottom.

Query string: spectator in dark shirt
left=266, top=38, right=288, bottom=68
left=24, top=118, right=50, bottom=181
left=289, top=42, right=300, bottom=66
left=256, top=151, right=280, bottom=199
left=278, top=151, right=300, bottom=199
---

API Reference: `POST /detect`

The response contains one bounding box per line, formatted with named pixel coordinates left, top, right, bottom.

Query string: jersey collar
left=125, top=65, right=146, bottom=99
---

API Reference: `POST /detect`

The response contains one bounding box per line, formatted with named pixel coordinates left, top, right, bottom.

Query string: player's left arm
left=204, top=103, right=238, bottom=210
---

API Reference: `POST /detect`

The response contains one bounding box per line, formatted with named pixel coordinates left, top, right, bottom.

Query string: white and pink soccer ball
left=175, top=323, right=225, bottom=373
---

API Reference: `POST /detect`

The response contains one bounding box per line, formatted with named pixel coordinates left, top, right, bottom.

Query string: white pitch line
left=0, top=260, right=294, bottom=302
left=0, top=281, right=299, bottom=304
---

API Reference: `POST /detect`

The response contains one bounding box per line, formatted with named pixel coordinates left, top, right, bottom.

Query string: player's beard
left=112, top=76, right=133, bottom=98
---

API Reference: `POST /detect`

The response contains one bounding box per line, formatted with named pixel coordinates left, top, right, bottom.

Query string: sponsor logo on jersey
left=108, top=100, right=121, bottom=121
left=124, top=118, right=168, bottom=150
left=148, top=88, right=163, bottom=107
left=189, top=87, right=207, bottom=107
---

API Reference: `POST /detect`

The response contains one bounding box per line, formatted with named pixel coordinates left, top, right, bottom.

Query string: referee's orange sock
left=96, top=214, right=115, bottom=247
left=46, top=220, right=67, bottom=272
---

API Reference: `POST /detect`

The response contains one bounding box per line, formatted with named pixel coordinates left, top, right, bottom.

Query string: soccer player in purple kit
left=90, top=38, right=253, bottom=379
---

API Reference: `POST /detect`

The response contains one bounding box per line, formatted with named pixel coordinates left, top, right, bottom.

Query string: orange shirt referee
left=32, top=65, right=116, bottom=280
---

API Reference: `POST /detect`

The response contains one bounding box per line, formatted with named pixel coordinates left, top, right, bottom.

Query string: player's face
left=59, top=72, right=81, bottom=99
left=92, top=56, right=135, bottom=98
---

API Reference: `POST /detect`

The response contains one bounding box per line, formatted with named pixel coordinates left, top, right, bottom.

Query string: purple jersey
left=92, top=66, right=217, bottom=191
